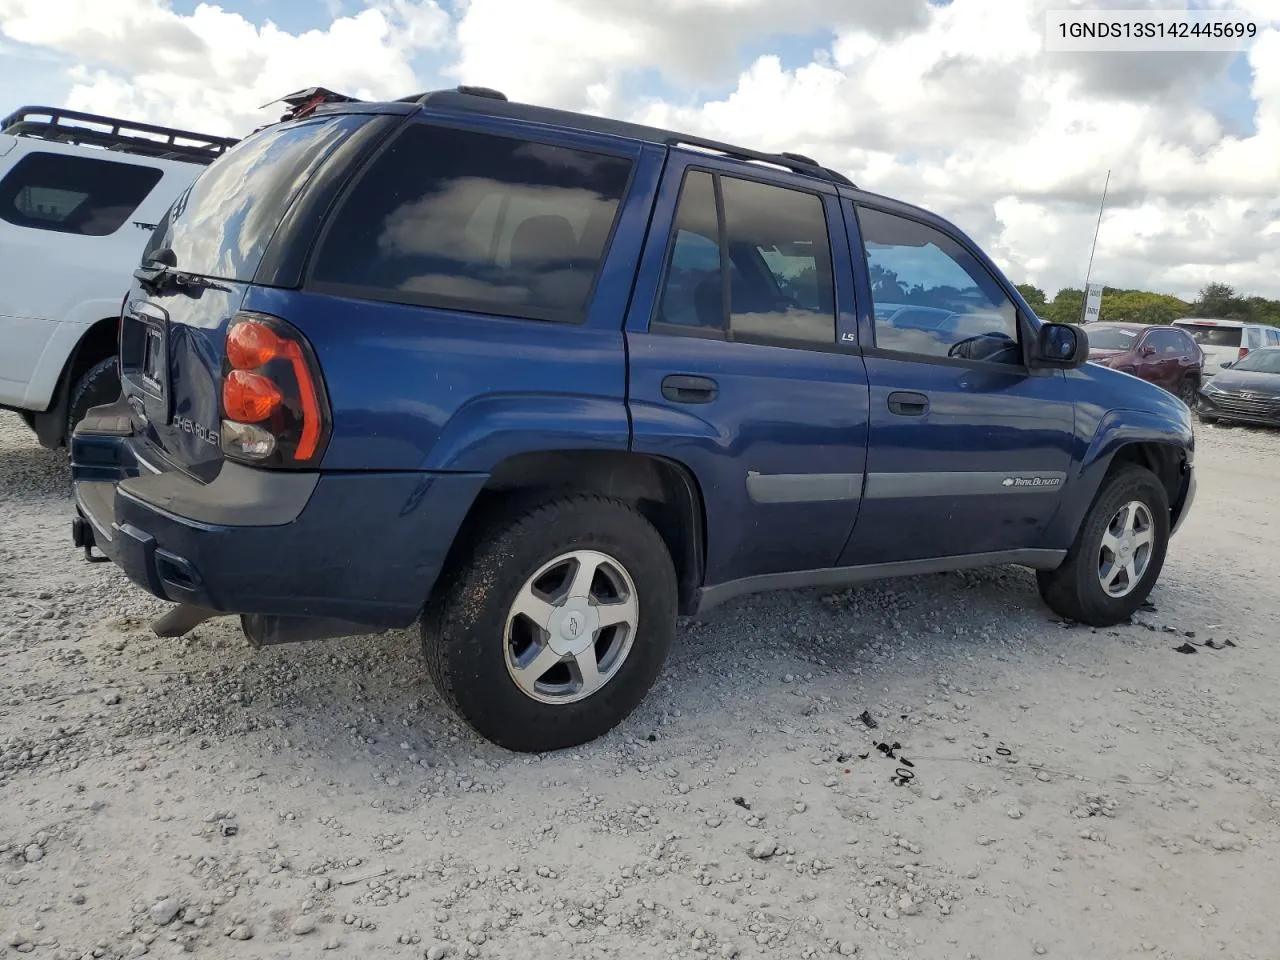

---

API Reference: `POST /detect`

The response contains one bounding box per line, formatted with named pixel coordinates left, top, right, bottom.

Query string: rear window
left=142, top=114, right=366, bottom=282
left=0, top=151, right=163, bottom=236
left=308, top=122, right=634, bottom=324
left=1176, top=323, right=1242, bottom=347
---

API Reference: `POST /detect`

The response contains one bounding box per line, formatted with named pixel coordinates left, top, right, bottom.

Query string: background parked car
left=1086, top=321, right=1204, bottom=404
left=1171, top=318, right=1280, bottom=378
left=1196, top=346, right=1280, bottom=427
left=0, top=104, right=236, bottom=449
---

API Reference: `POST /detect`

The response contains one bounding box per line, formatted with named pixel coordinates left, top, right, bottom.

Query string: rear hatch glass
left=123, top=114, right=370, bottom=480
left=1176, top=323, right=1242, bottom=348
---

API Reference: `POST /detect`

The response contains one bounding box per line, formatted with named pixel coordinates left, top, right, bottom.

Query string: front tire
left=1036, top=465, right=1170, bottom=626
left=1176, top=377, right=1198, bottom=407
left=422, top=495, right=678, bottom=753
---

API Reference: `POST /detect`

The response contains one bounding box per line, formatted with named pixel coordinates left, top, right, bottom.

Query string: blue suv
left=70, top=86, right=1196, bottom=753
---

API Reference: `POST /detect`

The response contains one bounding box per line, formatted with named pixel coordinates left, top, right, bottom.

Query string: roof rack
left=0, top=106, right=238, bottom=165
left=666, top=138, right=854, bottom=187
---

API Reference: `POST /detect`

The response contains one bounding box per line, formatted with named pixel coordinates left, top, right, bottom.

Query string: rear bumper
left=70, top=401, right=488, bottom=629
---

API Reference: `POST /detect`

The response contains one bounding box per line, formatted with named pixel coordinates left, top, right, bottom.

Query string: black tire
left=422, top=495, right=678, bottom=753
left=65, top=356, right=121, bottom=445
left=1036, top=464, right=1170, bottom=626
left=1176, top=377, right=1198, bottom=407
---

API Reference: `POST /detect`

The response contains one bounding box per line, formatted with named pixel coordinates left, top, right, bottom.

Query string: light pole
left=1080, top=168, right=1111, bottom=324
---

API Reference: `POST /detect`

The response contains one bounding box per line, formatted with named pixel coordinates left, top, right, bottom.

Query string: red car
left=1085, top=322, right=1204, bottom=405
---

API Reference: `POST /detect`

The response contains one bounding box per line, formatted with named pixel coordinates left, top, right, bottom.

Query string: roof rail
left=666, top=137, right=855, bottom=187
left=0, top=106, right=238, bottom=165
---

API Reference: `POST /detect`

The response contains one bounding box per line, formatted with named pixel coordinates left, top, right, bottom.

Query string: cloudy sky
left=2, top=0, right=1279, bottom=300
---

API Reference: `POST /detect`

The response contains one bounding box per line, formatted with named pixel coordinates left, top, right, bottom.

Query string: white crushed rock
left=2, top=411, right=1280, bottom=958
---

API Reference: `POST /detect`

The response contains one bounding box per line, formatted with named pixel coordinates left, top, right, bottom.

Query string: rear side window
left=0, top=151, right=162, bottom=236
left=143, top=114, right=366, bottom=282
left=1178, top=323, right=1241, bottom=347
left=309, top=123, right=634, bottom=324
left=652, top=168, right=836, bottom=347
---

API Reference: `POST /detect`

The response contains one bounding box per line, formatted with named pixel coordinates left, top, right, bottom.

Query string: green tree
left=1191, top=282, right=1248, bottom=320
left=1016, top=283, right=1047, bottom=312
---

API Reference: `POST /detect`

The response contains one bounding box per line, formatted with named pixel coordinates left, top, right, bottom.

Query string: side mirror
left=1031, top=322, right=1088, bottom=368
left=1221, top=360, right=1234, bottom=369
left=1139, top=345, right=1156, bottom=357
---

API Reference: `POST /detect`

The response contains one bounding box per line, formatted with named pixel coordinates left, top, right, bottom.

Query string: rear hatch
left=1173, top=320, right=1241, bottom=376
left=119, top=112, right=373, bottom=481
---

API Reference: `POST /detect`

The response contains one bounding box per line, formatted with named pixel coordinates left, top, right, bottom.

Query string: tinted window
left=859, top=206, right=1019, bottom=363
left=656, top=172, right=724, bottom=330
left=654, top=170, right=835, bottom=346
left=1268, top=328, right=1280, bottom=346
left=1177, top=323, right=1241, bottom=347
left=310, top=123, right=633, bottom=324
left=720, top=175, right=834, bottom=345
left=144, top=114, right=365, bottom=281
left=0, top=151, right=162, bottom=236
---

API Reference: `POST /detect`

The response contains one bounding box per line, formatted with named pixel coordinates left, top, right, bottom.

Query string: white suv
left=0, top=105, right=237, bottom=448
left=1172, top=318, right=1280, bottom=378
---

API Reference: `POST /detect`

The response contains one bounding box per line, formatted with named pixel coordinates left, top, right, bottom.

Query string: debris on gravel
left=2, top=412, right=1280, bottom=958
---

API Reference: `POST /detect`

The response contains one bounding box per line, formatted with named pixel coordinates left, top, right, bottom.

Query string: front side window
left=653, top=168, right=836, bottom=347
left=0, top=151, right=162, bottom=236
left=858, top=206, right=1019, bottom=363
left=310, top=123, right=633, bottom=323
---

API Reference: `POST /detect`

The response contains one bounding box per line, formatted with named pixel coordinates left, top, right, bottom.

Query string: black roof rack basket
left=0, top=106, right=238, bottom=165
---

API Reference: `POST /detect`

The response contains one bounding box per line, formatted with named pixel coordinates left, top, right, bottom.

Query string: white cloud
left=2, top=0, right=1279, bottom=299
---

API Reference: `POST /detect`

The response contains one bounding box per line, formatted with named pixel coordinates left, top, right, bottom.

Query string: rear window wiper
left=133, top=247, right=219, bottom=296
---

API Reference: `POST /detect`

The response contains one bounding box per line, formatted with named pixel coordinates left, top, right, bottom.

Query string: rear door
left=117, top=113, right=373, bottom=481
left=625, top=154, right=870, bottom=586
left=839, top=201, right=1075, bottom=565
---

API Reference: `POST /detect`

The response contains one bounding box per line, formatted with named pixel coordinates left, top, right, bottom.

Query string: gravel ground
left=2, top=409, right=1279, bottom=960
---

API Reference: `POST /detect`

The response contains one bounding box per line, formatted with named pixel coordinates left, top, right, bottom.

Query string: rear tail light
left=219, top=313, right=330, bottom=467
left=1239, top=347, right=1250, bottom=361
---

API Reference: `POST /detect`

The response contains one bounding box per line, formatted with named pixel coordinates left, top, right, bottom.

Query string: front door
left=838, top=201, right=1076, bottom=566
left=625, top=155, right=870, bottom=587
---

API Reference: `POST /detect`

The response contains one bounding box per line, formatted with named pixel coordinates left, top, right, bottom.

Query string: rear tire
left=65, top=356, right=121, bottom=446
left=1176, top=377, right=1198, bottom=407
left=422, top=495, right=678, bottom=753
left=1036, top=465, right=1169, bottom=626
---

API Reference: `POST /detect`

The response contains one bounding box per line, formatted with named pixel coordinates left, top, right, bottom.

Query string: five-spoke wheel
left=422, top=496, right=677, bottom=753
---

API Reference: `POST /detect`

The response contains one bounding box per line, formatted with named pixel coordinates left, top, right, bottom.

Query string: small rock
left=291, top=916, right=316, bottom=936
left=23, top=845, right=44, bottom=864
left=150, top=899, right=181, bottom=926
left=1219, top=820, right=1240, bottom=834
left=104, top=692, right=122, bottom=705
left=227, top=926, right=253, bottom=941
left=426, top=945, right=452, bottom=960
left=929, top=789, right=943, bottom=801
left=838, top=942, right=857, bottom=956
left=897, top=896, right=918, bottom=916
left=1034, top=944, right=1048, bottom=955
left=883, top=908, right=899, bottom=920
left=314, top=877, right=331, bottom=892
left=323, top=938, right=341, bottom=951
left=748, top=838, right=778, bottom=860
left=1007, top=806, right=1025, bottom=820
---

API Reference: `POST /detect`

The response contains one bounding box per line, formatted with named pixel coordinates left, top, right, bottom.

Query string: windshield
left=1177, top=323, right=1242, bottom=347
left=1086, top=327, right=1140, bottom=350
left=142, top=114, right=366, bottom=282
left=1230, top=347, right=1280, bottom=374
